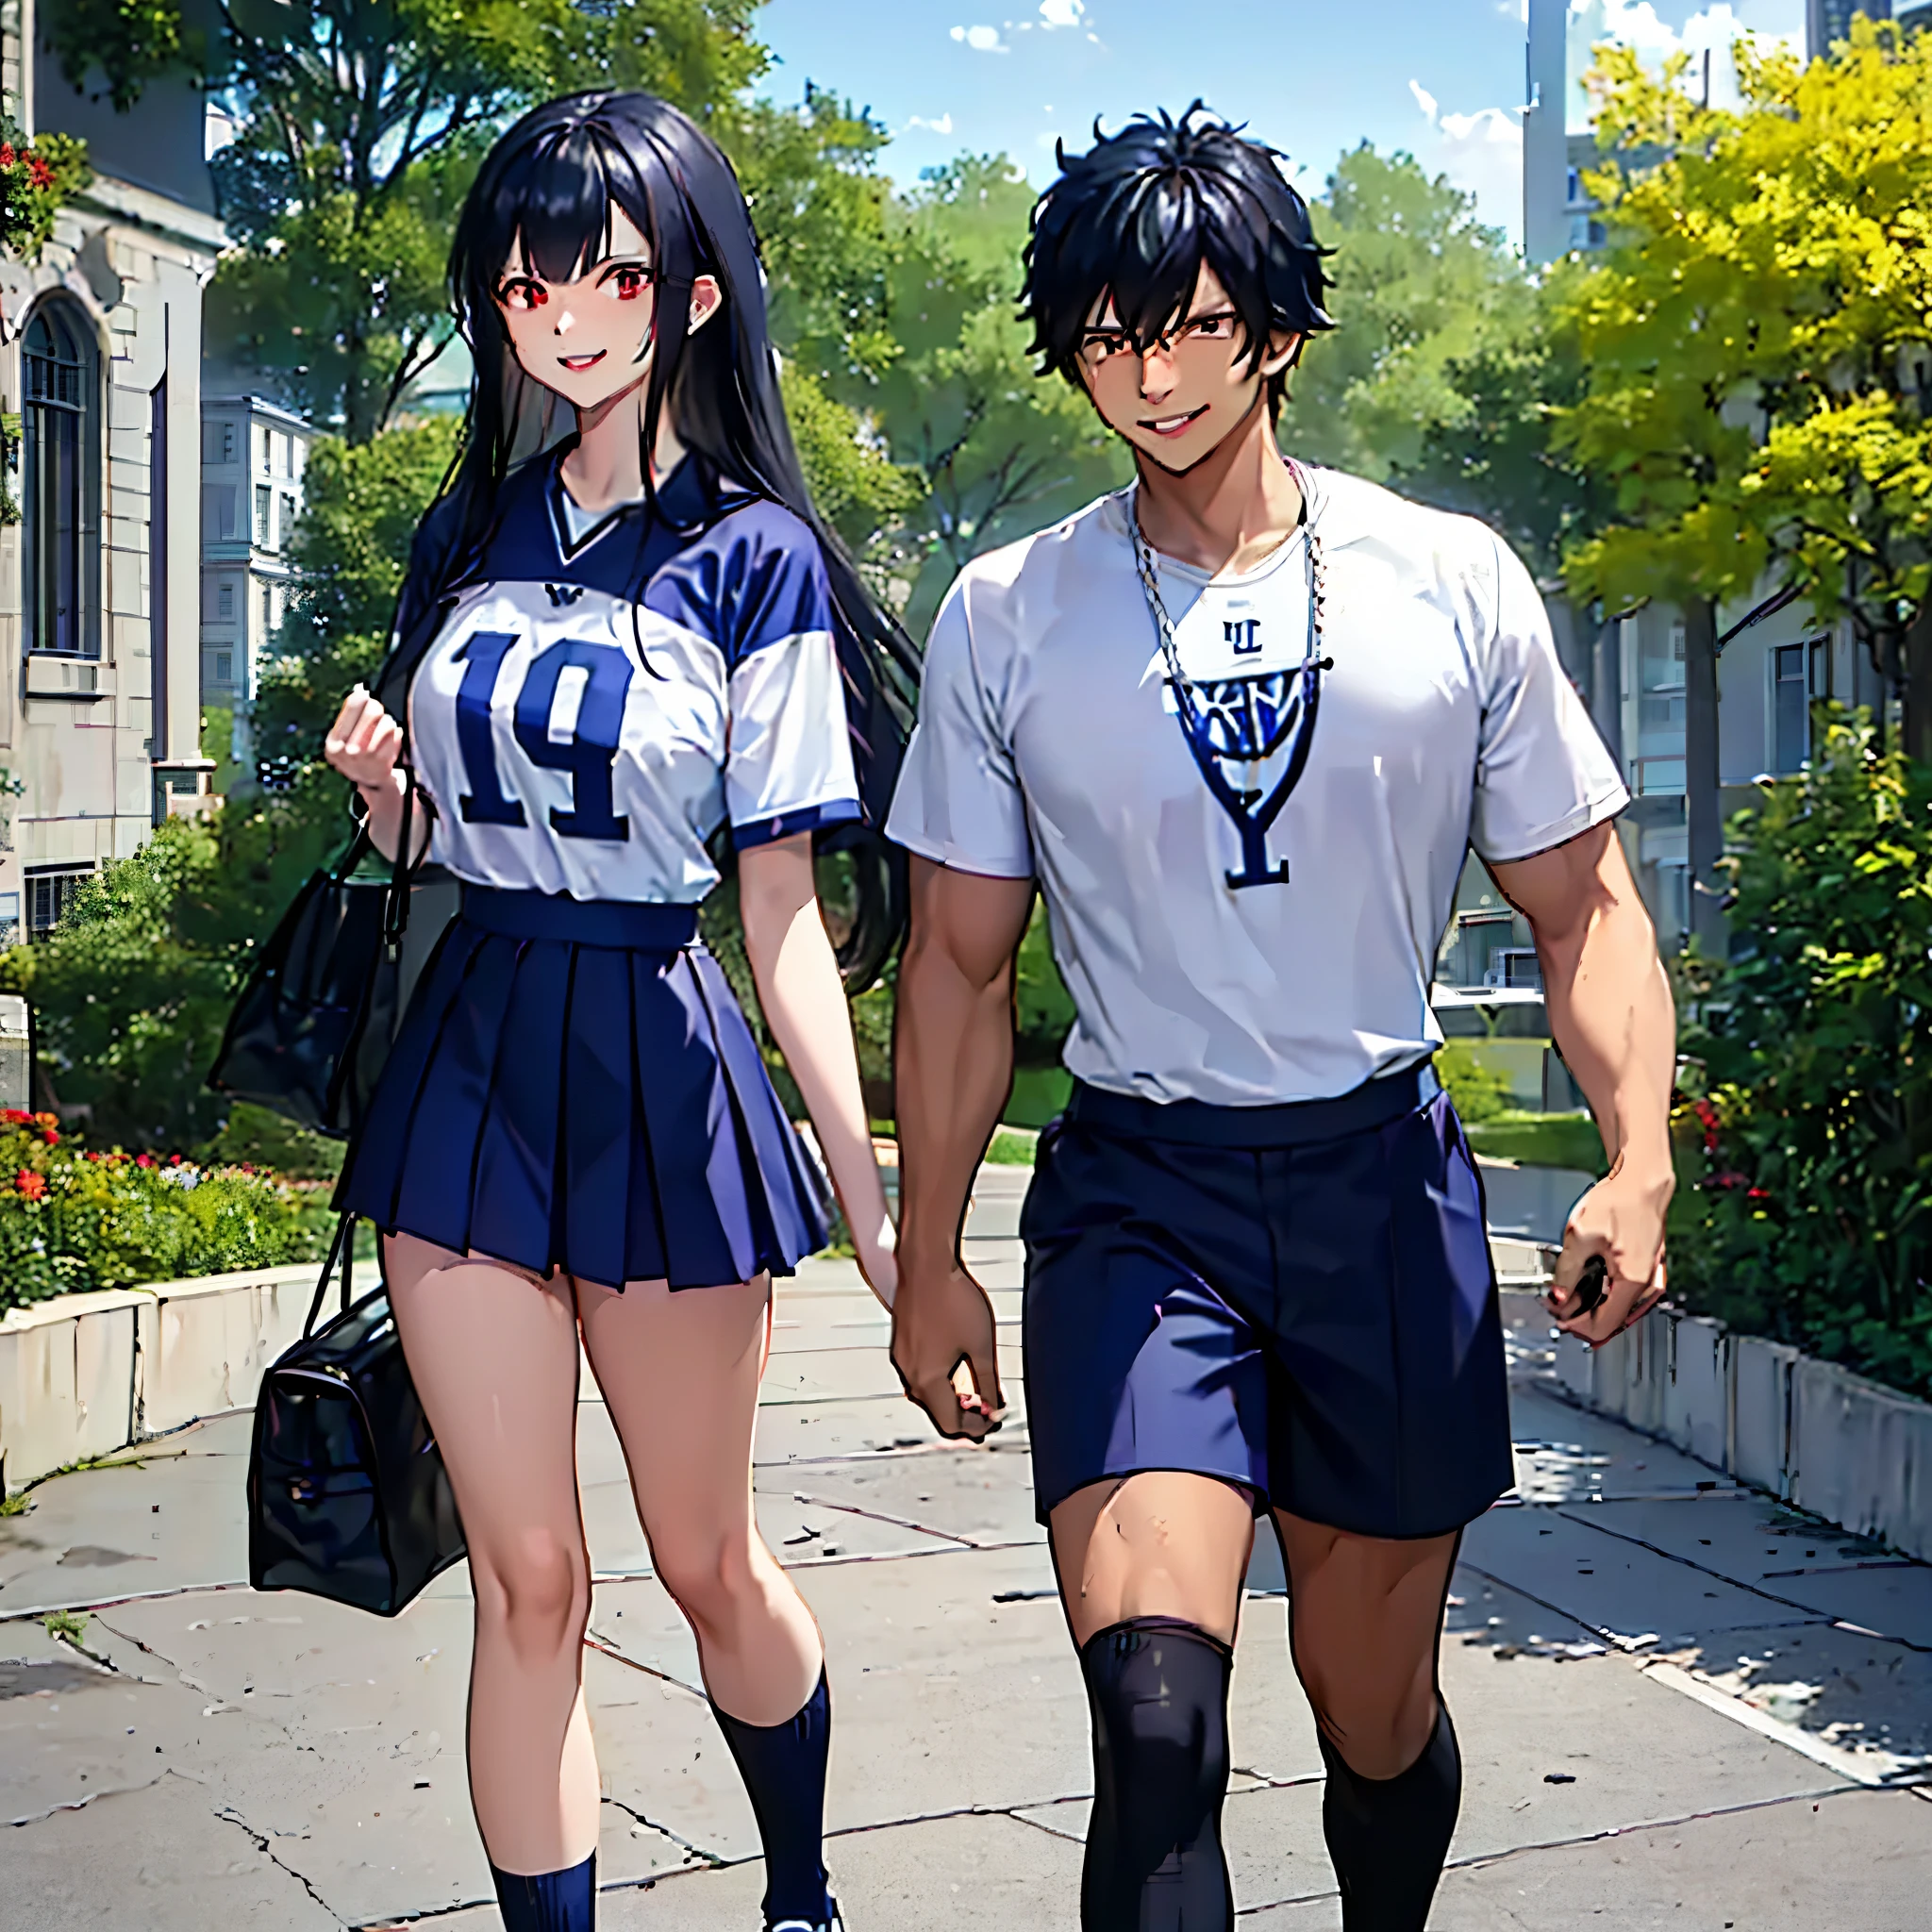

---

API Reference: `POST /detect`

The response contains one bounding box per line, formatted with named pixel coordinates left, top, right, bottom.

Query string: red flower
left=0, top=145, right=16, bottom=169
left=16, top=1169, right=45, bottom=1200
left=42, top=1127, right=58, bottom=1146
left=1, top=1108, right=30, bottom=1125
left=1747, top=1187, right=1771, bottom=1202
left=26, top=157, right=51, bottom=190
left=134, top=1153, right=154, bottom=1169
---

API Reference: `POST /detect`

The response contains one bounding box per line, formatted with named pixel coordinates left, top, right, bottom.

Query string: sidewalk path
left=2, top=1166, right=1928, bottom=1927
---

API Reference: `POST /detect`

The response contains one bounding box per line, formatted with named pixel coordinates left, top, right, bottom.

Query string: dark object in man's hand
left=1574, top=1254, right=1609, bottom=1316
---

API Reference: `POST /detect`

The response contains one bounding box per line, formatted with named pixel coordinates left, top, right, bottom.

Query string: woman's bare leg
left=385, top=1231, right=600, bottom=1875
left=577, top=1272, right=821, bottom=1721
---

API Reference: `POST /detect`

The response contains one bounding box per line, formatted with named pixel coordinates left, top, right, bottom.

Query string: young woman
left=322, top=92, right=907, bottom=1932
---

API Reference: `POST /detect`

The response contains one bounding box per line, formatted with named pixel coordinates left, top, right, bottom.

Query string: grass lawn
left=1462, top=1110, right=1607, bottom=1175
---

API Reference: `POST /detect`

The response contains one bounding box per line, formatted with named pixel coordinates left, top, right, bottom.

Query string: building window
left=24, top=300, right=102, bottom=658
left=1565, top=165, right=1582, bottom=206
left=1773, top=641, right=1816, bottom=774
left=215, top=650, right=233, bottom=683
left=217, top=579, right=234, bottom=620
left=255, top=484, right=272, bottom=547
left=26, top=866, right=94, bottom=940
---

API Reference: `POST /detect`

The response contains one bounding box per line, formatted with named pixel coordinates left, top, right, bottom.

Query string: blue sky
left=754, top=0, right=1807, bottom=243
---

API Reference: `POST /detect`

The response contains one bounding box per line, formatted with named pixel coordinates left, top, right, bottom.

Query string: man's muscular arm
left=1489, top=820, right=1675, bottom=1344
left=891, top=857, right=1037, bottom=1440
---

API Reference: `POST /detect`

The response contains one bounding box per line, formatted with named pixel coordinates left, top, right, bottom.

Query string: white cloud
left=1410, top=78, right=1524, bottom=244
left=1039, top=0, right=1084, bottom=25
left=907, top=113, right=956, bottom=135
left=951, top=23, right=1010, bottom=51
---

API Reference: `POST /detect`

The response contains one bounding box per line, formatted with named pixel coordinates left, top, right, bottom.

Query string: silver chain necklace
left=1127, top=465, right=1331, bottom=890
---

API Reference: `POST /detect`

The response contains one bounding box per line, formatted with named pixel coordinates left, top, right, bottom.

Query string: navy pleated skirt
left=336, top=886, right=828, bottom=1291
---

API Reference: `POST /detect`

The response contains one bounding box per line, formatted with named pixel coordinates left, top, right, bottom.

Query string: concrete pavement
left=3, top=1165, right=1930, bottom=1927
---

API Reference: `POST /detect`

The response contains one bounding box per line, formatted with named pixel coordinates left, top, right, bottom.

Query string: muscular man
left=885, top=107, right=1673, bottom=1930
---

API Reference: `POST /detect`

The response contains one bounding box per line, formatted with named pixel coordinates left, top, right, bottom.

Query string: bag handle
left=383, top=766, right=417, bottom=951
left=303, top=1210, right=358, bottom=1338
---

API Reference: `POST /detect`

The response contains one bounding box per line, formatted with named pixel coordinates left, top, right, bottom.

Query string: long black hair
left=386, top=92, right=915, bottom=990
left=1024, top=103, right=1336, bottom=417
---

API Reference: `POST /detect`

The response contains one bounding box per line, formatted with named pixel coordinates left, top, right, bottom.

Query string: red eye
left=607, top=268, right=648, bottom=301
left=500, top=278, right=547, bottom=311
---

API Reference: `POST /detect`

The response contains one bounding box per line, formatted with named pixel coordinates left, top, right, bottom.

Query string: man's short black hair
left=1023, top=103, right=1336, bottom=416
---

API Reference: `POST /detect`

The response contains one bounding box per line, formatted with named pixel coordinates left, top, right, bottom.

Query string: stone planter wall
left=1555, top=1307, right=1932, bottom=1562
left=0, top=1262, right=320, bottom=1493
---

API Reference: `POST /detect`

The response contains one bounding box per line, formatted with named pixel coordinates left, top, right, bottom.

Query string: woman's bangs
left=499, top=127, right=655, bottom=285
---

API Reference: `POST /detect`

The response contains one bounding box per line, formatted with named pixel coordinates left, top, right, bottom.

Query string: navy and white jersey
left=400, top=455, right=859, bottom=903
left=886, top=467, right=1629, bottom=1108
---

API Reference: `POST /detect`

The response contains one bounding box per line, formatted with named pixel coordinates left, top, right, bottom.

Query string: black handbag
left=209, top=774, right=448, bottom=1140
left=248, top=1214, right=467, bottom=1616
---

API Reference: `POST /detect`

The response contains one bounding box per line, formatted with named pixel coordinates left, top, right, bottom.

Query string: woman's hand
left=325, top=685, right=404, bottom=793
left=850, top=1209, right=898, bottom=1311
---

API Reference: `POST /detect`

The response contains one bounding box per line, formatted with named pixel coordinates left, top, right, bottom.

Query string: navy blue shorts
left=1020, top=1067, right=1513, bottom=1539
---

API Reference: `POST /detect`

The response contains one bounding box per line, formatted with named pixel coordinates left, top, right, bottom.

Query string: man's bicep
left=906, top=856, right=1035, bottom=992
left=1486, top=821, right=1631, bottom=942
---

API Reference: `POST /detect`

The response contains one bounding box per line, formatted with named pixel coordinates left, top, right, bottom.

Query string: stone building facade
left=0, top=2, right=217, bottom=941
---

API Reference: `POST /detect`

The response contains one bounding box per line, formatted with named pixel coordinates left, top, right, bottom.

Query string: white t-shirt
left=885, top=467, right=1628, bottom=1106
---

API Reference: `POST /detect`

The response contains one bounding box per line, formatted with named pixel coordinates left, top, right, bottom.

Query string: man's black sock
left=709, top=1666, right=836, bottom=1928
left=489, top=1851, right=596, bottom=1931
left=1078, top=1615, right=1236, bottom=1931
left=1318, top=1700, right=1461, bottom=1932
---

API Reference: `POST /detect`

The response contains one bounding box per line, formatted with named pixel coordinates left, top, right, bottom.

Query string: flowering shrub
left=0, top=123, right=91, bottom=261
left=1669, top=710, right=1932, bottom=1402
left=0, top=1111, right=332, bottom=1316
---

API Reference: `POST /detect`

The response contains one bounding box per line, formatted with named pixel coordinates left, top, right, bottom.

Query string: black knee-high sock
left=710, top=1666, right=835, bottom=1928
left=490, top=1852, right=596, bottom=1932
left=1078, top=1616, right=1235, bottom=1931
left=1319, top=1701, right=1461, bottom=1932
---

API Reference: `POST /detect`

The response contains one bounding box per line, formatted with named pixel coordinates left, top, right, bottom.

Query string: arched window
left=24, top=300, right=102, bottom=658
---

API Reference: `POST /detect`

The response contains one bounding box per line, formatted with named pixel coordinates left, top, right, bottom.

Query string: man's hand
left=891, top=1258, right=1005, bottom=1441
left=1544, top=1152, right=1672, bottom=1347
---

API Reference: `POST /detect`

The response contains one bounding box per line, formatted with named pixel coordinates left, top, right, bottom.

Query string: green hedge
left=0, top=1111, right=333, bottom=1316
left=1670, top=711, right=1932, bottom=1403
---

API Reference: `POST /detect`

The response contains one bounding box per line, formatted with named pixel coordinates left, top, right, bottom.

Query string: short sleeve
left=885, top=576, right=1035, bottom=878
left=1468, top=534, right=1629, bottom=863
left=705, top=520, right=861, bottom=848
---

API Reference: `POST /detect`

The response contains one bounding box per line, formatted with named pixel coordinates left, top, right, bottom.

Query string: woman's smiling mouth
left=558, top=349, right=608, bottom=372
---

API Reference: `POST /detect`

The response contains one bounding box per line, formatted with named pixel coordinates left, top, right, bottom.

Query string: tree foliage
left=1291, top=145, right=1535, bottom=486
left=253, top=418, right=460, bottom=785
left=1559, top=21, right=1932, bottom=749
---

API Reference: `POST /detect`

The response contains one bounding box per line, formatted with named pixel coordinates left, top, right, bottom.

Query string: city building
left=200, top=394, right=313, bottom=726
left=0, top=2, right=217, bottom=944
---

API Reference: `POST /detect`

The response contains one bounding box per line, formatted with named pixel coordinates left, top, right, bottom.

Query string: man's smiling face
left=1075, top=261, right=1300, bottom=474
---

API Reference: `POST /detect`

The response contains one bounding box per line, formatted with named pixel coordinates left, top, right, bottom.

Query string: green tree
left=844, top=155, right=1126, bottom=629
left=252, top=418, right=459, bottom=784
left=1289, top=145, right=1536, bottom=483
